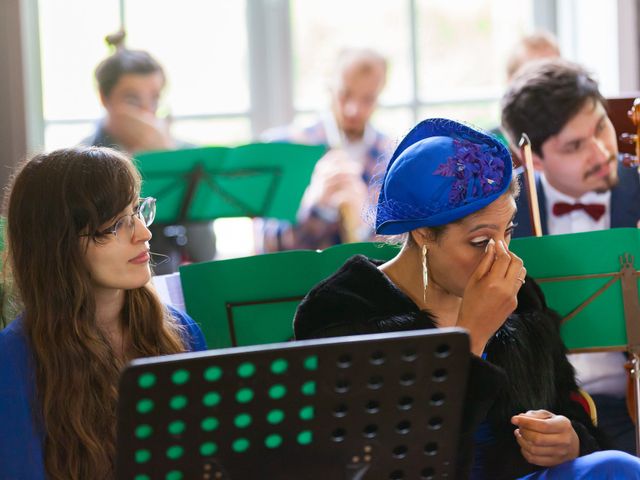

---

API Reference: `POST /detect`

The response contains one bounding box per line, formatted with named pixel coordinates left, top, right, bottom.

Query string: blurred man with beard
left=501, top=58, right=640, bottom=454
left=258, top=47, right=390, bottom=251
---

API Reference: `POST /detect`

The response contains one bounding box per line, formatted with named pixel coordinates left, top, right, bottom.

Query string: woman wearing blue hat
left=294, top=118, right=640, bottom=479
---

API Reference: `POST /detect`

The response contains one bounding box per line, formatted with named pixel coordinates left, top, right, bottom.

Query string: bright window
left=38, top=0, right=536, bottom=149
left=416, top=0, right=533, bottom=99
left=38, top=0, right=249, bottom=150
left=124, top=0, right=249, bottom=116
left=39, top=0, right=119, bottom=122
left=290, top=0, right=534, bottom=137
left=291, top=0, right=413, bottom=110
left=35, top=0, right=538, bottom=259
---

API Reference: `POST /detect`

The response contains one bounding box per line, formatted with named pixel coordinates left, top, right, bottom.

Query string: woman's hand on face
left=456, top=238, right=525, bottom=355
left=511, top=410, right=580, bottom=467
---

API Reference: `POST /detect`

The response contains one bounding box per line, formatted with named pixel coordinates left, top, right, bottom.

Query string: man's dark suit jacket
left=513, top=164, right=640, bottom=238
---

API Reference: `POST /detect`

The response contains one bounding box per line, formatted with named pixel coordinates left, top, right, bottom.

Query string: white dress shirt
left=541, top=174, right=610, bottom=233
left=540, top=174, right=626, bottom=397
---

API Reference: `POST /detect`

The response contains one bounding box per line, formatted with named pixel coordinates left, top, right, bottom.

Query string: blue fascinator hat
left=375, top=118, right=513, bottom=235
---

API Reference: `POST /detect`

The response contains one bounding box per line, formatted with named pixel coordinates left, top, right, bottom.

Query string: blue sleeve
left=166, top=305, right=208, bottom=351
left=0, top=322, right=46, bottom=480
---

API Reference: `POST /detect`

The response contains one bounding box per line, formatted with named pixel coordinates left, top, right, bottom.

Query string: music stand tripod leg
left=619, top=254, right=640, bottom=456
left=631, top=351, right=640, bottom=457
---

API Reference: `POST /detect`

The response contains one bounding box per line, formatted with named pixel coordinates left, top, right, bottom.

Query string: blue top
left=0, top=306, right=207, bottom=480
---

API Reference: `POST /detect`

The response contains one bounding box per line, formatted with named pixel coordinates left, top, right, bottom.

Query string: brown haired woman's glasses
left=80, top=197, right=156, bottom=242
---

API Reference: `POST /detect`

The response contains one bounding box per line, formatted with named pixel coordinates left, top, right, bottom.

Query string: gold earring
left=422, top=244, right=428, bottom=302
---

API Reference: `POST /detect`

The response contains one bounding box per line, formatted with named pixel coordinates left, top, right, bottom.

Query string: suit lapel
left=610, top=164, right=640, bottom=228
left=536, top=176, right=549, bottom=235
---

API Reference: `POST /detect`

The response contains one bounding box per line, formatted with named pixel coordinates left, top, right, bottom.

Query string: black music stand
left=116, top=328, right=470, bottom=480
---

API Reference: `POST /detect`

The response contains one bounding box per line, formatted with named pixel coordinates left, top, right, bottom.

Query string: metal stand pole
left=631, top=352, right=640, bottom=457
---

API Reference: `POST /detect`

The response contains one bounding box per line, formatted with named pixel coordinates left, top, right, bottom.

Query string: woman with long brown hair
left=0, top=146, right=206, bottom=479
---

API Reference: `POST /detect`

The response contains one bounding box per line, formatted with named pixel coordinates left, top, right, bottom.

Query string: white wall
left=618, top=0, right=640, bottom=93
left=557, top=0, right=639, bottom=95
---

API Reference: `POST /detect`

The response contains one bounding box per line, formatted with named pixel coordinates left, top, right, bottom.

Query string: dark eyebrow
left=467, top=211, right=517, bottom=233
left=560, top=113, right=606, bottom=148
left=469, top=224, right=499, bottom=233
left=560, top=135, right=585, bottom=149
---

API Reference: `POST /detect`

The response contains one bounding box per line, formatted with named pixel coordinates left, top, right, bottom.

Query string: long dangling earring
left=422, top=244, right=428, bottom=303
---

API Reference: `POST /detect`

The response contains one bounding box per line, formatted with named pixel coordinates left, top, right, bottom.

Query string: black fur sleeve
left=294, top=255, right=439, bottom=340
left=293, top=255, right=508, bottom=480
left=481, top=277, right=609, bottom=479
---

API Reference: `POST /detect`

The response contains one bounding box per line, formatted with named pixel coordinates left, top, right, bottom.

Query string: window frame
left=25, top=0, right=637, bottom=152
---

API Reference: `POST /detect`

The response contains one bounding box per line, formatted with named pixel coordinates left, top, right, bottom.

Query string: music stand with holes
left=115, top=328, right=470, bottom=480
left=134, top=143, right=326, bottom=225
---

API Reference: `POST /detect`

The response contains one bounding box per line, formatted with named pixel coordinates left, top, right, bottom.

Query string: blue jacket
left=513, top=164, right=640, bottom=238
left=0, top=306, right=206, bottom=480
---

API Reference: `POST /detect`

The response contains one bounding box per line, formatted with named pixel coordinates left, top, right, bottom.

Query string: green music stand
left=179, top=242, right=400, bottom=349
left=116, top=328, right=470, bottom=479
left=511, top=228, right=640, bottom=454
left=134, top=143, right=326, bottom=225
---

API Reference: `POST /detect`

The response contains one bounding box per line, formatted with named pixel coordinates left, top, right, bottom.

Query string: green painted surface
left=135, top=143, right=325, bottom=224
left=180, top=242, right=400, bottom=348
left=181, top=229, right=639, bottom=352
left=510, top=228, right=640, bottom=351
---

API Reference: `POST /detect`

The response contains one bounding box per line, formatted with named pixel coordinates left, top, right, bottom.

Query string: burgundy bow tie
left=552, top=202, right=606, bottom=221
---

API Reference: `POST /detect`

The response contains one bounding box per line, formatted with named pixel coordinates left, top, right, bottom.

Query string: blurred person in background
left=492, top=30, right=562, bottom=147
left=506, top=30, right=561, bottom=83
left=502, top=58, right=639, bottom=454
left=258, top=47, right=391, bottom=251
left=81, top=31, right=215, bottom=274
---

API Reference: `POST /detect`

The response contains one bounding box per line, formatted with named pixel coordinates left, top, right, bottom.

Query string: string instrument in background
left=617, top=97, right=640, bottom=424
left=338, top=201, right=363, bottom=244
left=519, top=133, right=542, bottom=237
left=325, top=139, right=367, bottom=244
left=323, top=145, right=363, bottom=244
left=619, top=97, right=640, bottom=168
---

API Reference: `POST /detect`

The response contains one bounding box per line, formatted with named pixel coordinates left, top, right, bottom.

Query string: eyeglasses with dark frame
left=80, top=197, right=156, bottom=242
